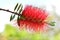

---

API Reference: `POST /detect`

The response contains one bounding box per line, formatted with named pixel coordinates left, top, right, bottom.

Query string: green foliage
left=2, top=24, right=56, bottom=40
left=54, top=33, right=60, bottom=40
left=3, top=24, right=19, bottom=37
left=3, top=24, right=30, bottom=40
left=17, top=4, right=22, bottom=11
left=10, top=3, right=23, bottom=21
left=19, top=5, right=23, bottom=13
left=10, top=14, right=15, bottom=21
left=30, top=33, right=49, bottom=40
left=14, top=3, right=18, bottom=11
left=49, top=21, right=56, bottom=26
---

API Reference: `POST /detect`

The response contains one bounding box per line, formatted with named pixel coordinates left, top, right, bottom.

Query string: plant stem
left=0, top=8, right=21, bottom=16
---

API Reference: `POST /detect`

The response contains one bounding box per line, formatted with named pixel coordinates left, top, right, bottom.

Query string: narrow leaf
left=19, top=5, right=23, bottom=14
left=10, top=14, right=15, bottom=21
left=10, top=15, right=12, bottom=21
left=14, top=3, right=18, bottom=11
left=17, top=4, right=22, bottom=11
left=17, top=16, right=20, bottom=20
left=49, top=22, right=55, bottom=26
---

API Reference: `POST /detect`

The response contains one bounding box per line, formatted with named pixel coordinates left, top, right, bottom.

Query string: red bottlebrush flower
left=17, top=5, right=49, bottom=32
left=22, top=5, right=48, bottom=22
left=18, top=20, right=48, bottom=32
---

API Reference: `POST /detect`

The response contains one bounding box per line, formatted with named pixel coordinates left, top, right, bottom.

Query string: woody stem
left=0, top=8, right=21, bottom=16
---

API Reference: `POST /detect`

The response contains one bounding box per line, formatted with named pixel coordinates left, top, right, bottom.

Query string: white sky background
left=0, top=0, right=60, bottom=32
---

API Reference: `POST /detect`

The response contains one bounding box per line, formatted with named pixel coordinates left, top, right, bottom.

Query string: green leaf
left=17, top=4, right=22, bottom=11
left=49, top=22, right=56, bottom=26
left=17, top=16, right=20, bottom=20
left=14, top=3, right=18, bottom=11
left=10, top=15, right=12, bottom=21
left=19, top=5, right=23, bottom=13
left=10, top=14, right=15, bottom=21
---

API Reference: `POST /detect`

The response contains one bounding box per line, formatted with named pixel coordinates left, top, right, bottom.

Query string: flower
left=17, top=5, right=49, bottom=32
left=22, top=5, right=48, bottom=22
left=18, top=20, right=48, bottom=32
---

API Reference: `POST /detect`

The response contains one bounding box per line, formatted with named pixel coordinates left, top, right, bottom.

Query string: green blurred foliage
left=2, top=24, right=49, bottom=40
left=1, top=24, right=60, bottom=40
left=54, top=33, right=60, bottom=40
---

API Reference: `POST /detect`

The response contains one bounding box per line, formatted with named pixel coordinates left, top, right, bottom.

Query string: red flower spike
left=18, top=20, right=48, bottom=32
left=17, top=5, right=49, bottom=32
left=22, top=5, right=48, bottom=22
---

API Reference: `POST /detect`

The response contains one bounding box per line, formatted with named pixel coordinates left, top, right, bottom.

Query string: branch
left=0, top=8, right=21, bottom=16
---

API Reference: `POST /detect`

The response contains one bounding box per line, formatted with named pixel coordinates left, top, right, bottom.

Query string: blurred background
left=0, top=0, right=60, bottom=40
